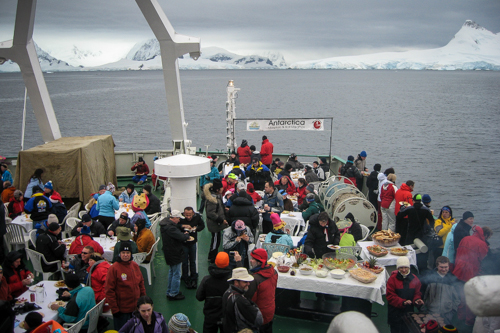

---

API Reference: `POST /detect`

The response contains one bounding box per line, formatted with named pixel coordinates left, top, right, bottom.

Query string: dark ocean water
left=1, top=69, right=500, bottom=245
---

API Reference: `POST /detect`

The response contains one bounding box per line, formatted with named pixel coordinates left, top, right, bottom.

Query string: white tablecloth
left=63, top=236, right=118, bottom=262
left=290, top=171, right=304, bottom=187
left=12, top=215, right=33, bottom=235
left=115, top=204, right=135, bottom=219
left=357, top=241, right=417, bottom=267
left=280, top=212, right=305, bottom=233
left=276, top=267, right=388, bottom=305
left=14, top=281, right=60, bottom=333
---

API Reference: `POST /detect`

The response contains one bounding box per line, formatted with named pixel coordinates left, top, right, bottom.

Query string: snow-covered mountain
left=0, top=43, right=78, bottom=72
left=290, top=20, right=500, bottom=70
left=95, top=40, right=287, bottom=70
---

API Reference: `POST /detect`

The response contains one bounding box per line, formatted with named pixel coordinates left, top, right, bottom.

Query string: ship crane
left=0, top=0, right=200, bottom=154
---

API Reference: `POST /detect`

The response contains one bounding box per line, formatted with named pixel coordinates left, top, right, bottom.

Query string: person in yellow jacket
left=433, top=206, right=455, bottom=266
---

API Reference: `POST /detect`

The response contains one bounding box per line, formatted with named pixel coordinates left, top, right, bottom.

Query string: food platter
left=367, top=245, right=389, bottom=257
left=348, top=268, right=378, bottom=284
left=390, top=247, right=409, bottom=256
left=62, top=238, right=73, bottom=243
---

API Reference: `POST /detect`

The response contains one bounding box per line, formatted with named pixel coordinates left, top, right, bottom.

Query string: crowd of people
left=1, top=145, right=498, bottom=333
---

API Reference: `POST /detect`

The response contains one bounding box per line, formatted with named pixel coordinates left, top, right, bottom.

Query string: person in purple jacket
left=119, top=296, right=169, bottom=333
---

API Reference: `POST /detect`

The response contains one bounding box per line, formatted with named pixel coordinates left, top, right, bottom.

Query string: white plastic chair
left=360, top=224, right=371, bottom=241
left=85, top=298, right=105, bottom=333
left=4, top=223, right=30, bottom=258
left=63, top=316, right=86, bottom=333
left=280, top=216, right=302, bottom=236
left=26, top=248, right=61, bottom=280
left=138, top=237, right=160, bottom=285
left=3, top=203, right=9, bottom=218
left=29, top=229, right=37, bottom=248
left=150, top=219, right=160, bottom=239
left=78, top=210, right=87, bottom=219
left=132, top=252, right=148, bottom=265
left=68, top=202, right=82, bottom=215
left=65, top=217, right=81, bottom=238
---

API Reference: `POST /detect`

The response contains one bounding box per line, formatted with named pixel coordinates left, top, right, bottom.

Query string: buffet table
left=63, top=236, right=118, bottom=262
left=14, top=281, right=60, bottom=333
left=358, top=241, right=417, bottom=267
left=276, top=267, right=388, bottom=306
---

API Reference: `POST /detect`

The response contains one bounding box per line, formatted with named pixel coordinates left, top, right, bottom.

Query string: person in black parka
left=227, top=191, right=260, bottom=236
left=304, top=212, right=340, bottom=258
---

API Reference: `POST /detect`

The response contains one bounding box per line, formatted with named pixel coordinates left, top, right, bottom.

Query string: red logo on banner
left=313, top=120, right=322, bottom=129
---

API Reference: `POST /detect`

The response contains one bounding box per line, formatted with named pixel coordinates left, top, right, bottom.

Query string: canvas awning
left=14, top=135, right=116, bottom=202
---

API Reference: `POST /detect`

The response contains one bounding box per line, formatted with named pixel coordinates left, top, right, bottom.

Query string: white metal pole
left=21, top=87, right=28, bottom=150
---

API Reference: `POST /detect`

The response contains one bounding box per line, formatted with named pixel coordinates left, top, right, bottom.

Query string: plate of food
left=54, top=280, right=66, bottom=287
left=361, top=257, right=384, bottom=274
left=348, top=268, right=378, bottom=284
left=390, top=247, right=409, bottom=256
left=367, top=245, right=389, bottom=257
left=15, top=297, right=28, bottom=305
left=48, top=301, right=66, bottom=309
left=327, top=245, right=341, bottom=250
left=62, top=238, right=73, bottom=243
left=282, top=210, right=290, bottom=214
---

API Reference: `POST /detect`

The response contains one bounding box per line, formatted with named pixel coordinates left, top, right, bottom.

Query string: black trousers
left=208, top=231, right=221, bottom=263
left=203, top=320, right=223, bottom=333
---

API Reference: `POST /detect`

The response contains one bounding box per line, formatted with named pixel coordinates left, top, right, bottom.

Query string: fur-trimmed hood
left=203, top=183, right=219, bottom=204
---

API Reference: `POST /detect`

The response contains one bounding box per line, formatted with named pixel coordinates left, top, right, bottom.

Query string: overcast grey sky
left=1, top=0, right=499, bottom=63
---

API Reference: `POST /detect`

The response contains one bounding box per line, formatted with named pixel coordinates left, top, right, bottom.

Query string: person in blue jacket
left=96, top=185, right=119, bottom=229
left=119, top=296, right=169, bottom=333
left=50, top=273, right=96, bottom=329
left=0, top=164, right=13, bottom=184
left=199, top=158, right=220, bottom=214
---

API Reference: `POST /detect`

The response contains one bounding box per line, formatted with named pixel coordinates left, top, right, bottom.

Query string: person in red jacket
left=245, top=248, right=278, bottom=333
left=260, top=136, right=274, bottom=167
left=246, top=183, right=262, bottom=205
left=394, top=180, right=414, bottom=216
left=295, top=178, right=308, bottom=206
left=238, top=140, right=252, bottom=166
left=386, top=256, right=424, bottom=333
left=274, top=175, right=296, bottom=196
left=7, top=190, right=24, bottom=218
left=452, top=226, right=492, bottom=326
left=380, top=173, right=397, bottom=231
left=69, top=226, right=104, bottom=255
left=2, top=251, right=34, bottom=298
left=86, top=254, right=111, bottom=302
left=105, top=242, right=146, bottom=330
left=0, top=265, right=13, bottom=301
left=222, top=173, right=238, bottom=194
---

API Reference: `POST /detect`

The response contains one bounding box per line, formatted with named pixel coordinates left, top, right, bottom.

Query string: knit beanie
left=424, top=320, right=439, bottom=333
left=168, top=313, right=191, bottom=333
left=347, top=155, right=354, bottom=162
left=44, top=181, right=53, bottom=190
left=306, top=193, right=315, bottom=202
left=212, top=179, right=223, bottom=192
left=397, top=256, right=410, bottom=269
left=387, top=174, right=397, bottom=182
left=48, top=222, right=60, bottom=232
left=360, top=151, right=367, bottom=157
left=47, top=214, right=59, bottom=224
left=422, top=194, right=431, bottom=204
left=373, top=164, right=381, bottom=172
left=463, top=211, right=474, bottom=220
left=143, top=184, right=152, bottom=193
left=126, top=183, right=135, bottom=191
left=215, top=252, right=229, bottom=268
left=13, top=190, right=23, bottom=200
left=438, top=325, right=458, bottom=332
left=65, top=273, right=81, bottom=289
left=80, top=225, right=91, bottom=235
left=306, top=184, right=315, bottom=193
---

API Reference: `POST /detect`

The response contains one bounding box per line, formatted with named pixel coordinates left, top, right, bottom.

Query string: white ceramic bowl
left=330, top=269, right=345, bottom=279
left=299, top=267, right=313, bottom=275
left=315, top=269, right=328, bottom=278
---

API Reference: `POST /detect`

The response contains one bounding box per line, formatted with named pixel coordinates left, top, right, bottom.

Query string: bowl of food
left=330, top=269, right=346, bottom=279
left=367, top=245, right=389, bottom=257
left=277, top=265, right=290, bottom=273
left=372, top=230, right=401, bottom=247
left=315, top=269, right=328, bottom=278
left=389, top=247, right=409, bottom=256
left=322, top=252, right=357, bottom=270
left=299, top=266, right=313, bottom=275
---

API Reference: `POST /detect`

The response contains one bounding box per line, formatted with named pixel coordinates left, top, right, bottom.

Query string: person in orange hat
left=196, top=251, right=240, bottom=333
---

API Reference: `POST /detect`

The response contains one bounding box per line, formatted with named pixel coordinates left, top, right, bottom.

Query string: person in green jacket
left=301, top=193, right=324, bottom=221
left=50, top=273, right=96, bottom=329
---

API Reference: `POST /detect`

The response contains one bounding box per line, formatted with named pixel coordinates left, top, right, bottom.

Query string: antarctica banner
left=247, top=119, right=324, bottom=131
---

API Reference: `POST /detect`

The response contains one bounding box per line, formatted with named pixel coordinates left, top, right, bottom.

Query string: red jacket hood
left=472, top=226, right=485, bottom=242
left=399, top=183, right=413, bottom=192
left=262, top=139, right=269, bottom=144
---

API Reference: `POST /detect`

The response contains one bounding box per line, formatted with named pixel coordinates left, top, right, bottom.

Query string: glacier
left=0, top=20, right=499, bottom=72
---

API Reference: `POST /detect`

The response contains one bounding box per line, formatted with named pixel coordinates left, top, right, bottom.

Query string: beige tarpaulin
left=14, top=135, right=116, bottom=202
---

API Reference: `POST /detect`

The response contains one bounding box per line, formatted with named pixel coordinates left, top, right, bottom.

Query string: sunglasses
left=81, top=252, right=90, bottom=255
